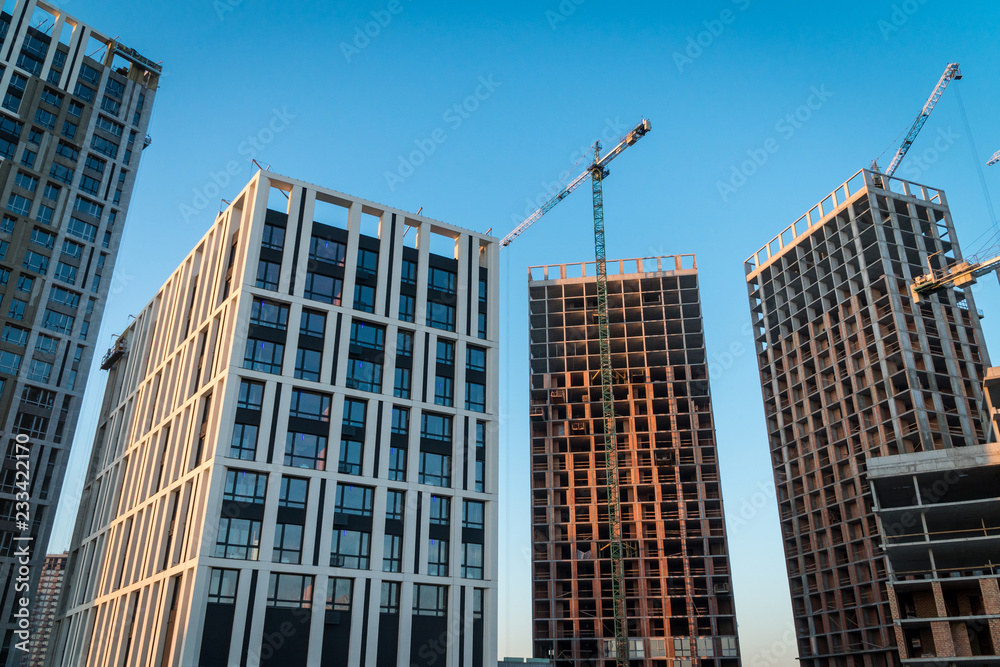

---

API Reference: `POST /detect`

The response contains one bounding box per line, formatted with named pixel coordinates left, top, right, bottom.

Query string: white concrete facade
left=47, top=171, right=499, bottom=667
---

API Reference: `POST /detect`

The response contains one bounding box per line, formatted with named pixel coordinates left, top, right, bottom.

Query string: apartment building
left=0, top=2, right=159, bottom=662
left=47, top=170, right=498, bottom=666
left=528, top=256, right=741, bottom=666
left=745, top=168, right=991, bottom=666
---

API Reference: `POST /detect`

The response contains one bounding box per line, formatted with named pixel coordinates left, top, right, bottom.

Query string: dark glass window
left=279, top=477, right=308, bottom=509
left=335, top=484, right=373, bottom=516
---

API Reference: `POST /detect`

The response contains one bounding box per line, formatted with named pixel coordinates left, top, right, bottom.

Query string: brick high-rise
left=528, top=256, right=741, bottom=666
left=0, top=1, right=158, bottom=662
left=745, top=168, right=991, bottom=666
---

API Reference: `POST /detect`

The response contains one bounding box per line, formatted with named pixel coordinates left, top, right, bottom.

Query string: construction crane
left=872, top=63, right=962, bottom=177
left=911, top=250, right=1000, bottom=302
left=501, top=118, right=652, bottom=666
left=988, top=150, right=1000, bottom=167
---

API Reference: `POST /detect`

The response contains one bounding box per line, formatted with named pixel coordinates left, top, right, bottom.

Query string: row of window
left=209, top=568, right=483, bottom=619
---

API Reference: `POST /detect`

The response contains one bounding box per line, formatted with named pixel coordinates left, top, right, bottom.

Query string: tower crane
left=911, top=250, right=1000, bottom=302
left=872, top=63, right=962, bottom=177
left=501, top=118, right=652, bottom=666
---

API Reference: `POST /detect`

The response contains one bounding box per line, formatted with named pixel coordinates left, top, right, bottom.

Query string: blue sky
left=40, top=0, right=1000, bottom=663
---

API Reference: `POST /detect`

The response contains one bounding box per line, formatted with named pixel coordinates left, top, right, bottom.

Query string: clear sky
left=40, top=1, right=1000, bottom=664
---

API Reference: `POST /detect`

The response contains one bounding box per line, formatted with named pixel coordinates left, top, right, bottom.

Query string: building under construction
left=745, top=168, right=991, bottom=666
left=529, top=256, right=740, bottom=666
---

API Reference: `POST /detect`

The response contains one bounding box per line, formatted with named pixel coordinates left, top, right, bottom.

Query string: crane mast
left=501, top=118, right=651, bottom=666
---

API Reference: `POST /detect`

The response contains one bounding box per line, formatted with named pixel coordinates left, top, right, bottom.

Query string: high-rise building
left=47, top=170, right=499, bottom=667
left=0, top=2, right=158, bottom=663
left=25, top=552, right=66, bottom=667
left=745, top=168, right=991, bottom=666
left=528, top=256, right=741, bottom=666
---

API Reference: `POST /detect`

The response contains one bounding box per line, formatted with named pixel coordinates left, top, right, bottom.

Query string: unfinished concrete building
left=867, top=364, right=1000, bottom=664
left=746, top=168, right=991, bottom=666
left=529, top=256, right=741, bottom=666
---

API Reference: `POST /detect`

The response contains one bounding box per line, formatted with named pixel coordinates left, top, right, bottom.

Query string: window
left=413, top=584, right=447, bottom=617
left=436, top=339, right=455, bottom=365
left=61, top=121, right=76, bottom=140
left=347, top=358, right=382, bottom=393
left=284, top=432, right=327, bottom=470
left=256, top=260, right=280, bottom=290
left=78, top=64, right=101, bottom=85
left=330, top=529, right=370, bottom=570
left=61, top=240, right=83, bottom=259
left=279, top=477, right=308, bottom=509
left=720, top=637, right=738, bottom=657
left=14, top=172, right=36, bottom=192
left=462, top=543, right=483, bottom=579
left=475, top=422, right=486, bottom=493
left=300, top=309, right=325, bottom=337
left=67, top=218, right=97, bottom=242
left=69, top=101, right=84, bottom=117
left=434, top=376, right=453, bottom=407
left=303, top=273, right=342, bottom=304
left=430, top=495, right=450, bottom=525
left=90, top=135, right=119, bottom=159
left=382, top=535, right=403, bottom=572
left=237, top=380, right=265, bottom=410
left=0, top=351, right=22, bottom=375
left=7, top=299, right=26, bottom=320
left=1, top=326, right=27, bottom=346
left=421, top=413, right=453, bottom=442
left=229, top=423, right=258, bottom=461
left=223, top=469, right=267, bottom=504
left=357, top=248, right=378, bottom=274
left=243, top=339, right=284, bottom=374
left=266, top=573, right=312, bottom=608
left=393, top=367, right=410, bottom=399
left=675, top=638, right=692, bottom=657
left=463, top=501, right=485, bottom=529
left=397, top=330, right=413, bottom=356
left=428, top=267, right=456, bottom=294
left=467, top=346, right=486, bottom=372
left=338, top=439, right=362, bottom=475
left=294, top=348, right=321, bottom=381
left=466, top=382, right=486, bottom=412
left=386, top=490, right=404, bottom=520
left=100, top=96, right=120, bottom=115
left=335, top=484, right=373, bottom=516
left=273, top=524, right=303, bottom=564
left=401, top=259, right=417, bottom=284
left=7, top=194, right=31, bottom=216
left=49, top=163, right=73, bottom=186
left=250, top=299, right=289, bottom=329
left=34, top=108, right=55, bottom=130
left=308, top=236, right=345, bottom=265
left=289, top=389, right=331, bottom=421
left=20, top=149, right=35, bottom=168
left=22, top=251, right=48, bottom=275
left=343, top=399, right=366, bottom=428
left=327, top=578, right=353, bottom=611
left=35, top=335, right=58, bottom=355
left=420, top=452, right=452, bottom=488
left=0, top=269, right=8, bottom=287
left=25, top=360, right=51, bottom=383
left=697, top=637, right=715, bottom=658
left=42, top=309, right=74, bottom=334
left=43, top=185, right=60, bottom=202
left=84, top=155, right=105, bottom=172
left=478, top=312, right=487, bottom=339
left=79, top=175, right=100, bottom=195
left=353, top=283, right=375, bottom=313
left=0, top=216, right=14, bottom=233
left=380, top=581, right=400, bottom=614
left=95, top=115, right=123, bottom=137
left=16, top=275, right=33, bottom=292
left=55, top=142, right=79, bottom=161
left=0, top=240, right=7, bottom=260
left=49, top=286, right=79, bottom=308
left=207, top=569, right=239, bottom=604
left=427, top=539, right=449, bottom=576
left=214, top=517, right=261, bottom=560
left=34, top=205, right=53, bottom=225
left=388, top=447, right=407, bottom=482
left=391, top=407, right=409, bottom=434
left=13, top=411, right=47, bottom=438
left=398, top=293, right=414, bottom=322
left=427, top=301, right=456, bottom=332
left=74, top=196, right=104, bottom=219
left=55, top=262, right=77, bottom=285
left=27, top=129, right=41, bottom=145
